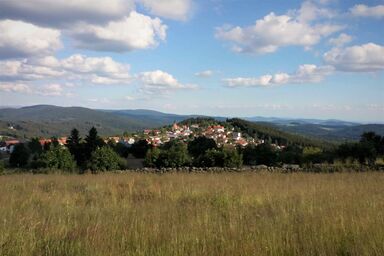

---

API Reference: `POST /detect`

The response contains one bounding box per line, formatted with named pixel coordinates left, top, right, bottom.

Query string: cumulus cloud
left=0, top=83, right=32, bottom=93
left=71, top=11, right=167, bottom=52
left=0, top=54, right=131, bottom=84
left=324, top=43, right=384, bottom=72
left=216, top=2, right=342, bottom=54
left=0, top=2, right=188, bottom=54
left=296, top=0, right=336, bottom=22
left=328, top=33, right=352, bottom=47
left=0, top=82, right=71, bottom=96
left=138, top=70, right=197, bottom=94
left=350, top=4, right=384, bottom=18
left=0, top=0, right=195, bottom=25
left=37, top=84, right=64, bottom=96
left=0, top=20, right=61, bottom=59
left=140, top=0, right=194, bottom=21
left=60, top=55, right=131, bottom=83
left=0, top=0, right=134, bottom=27
left=223, top=64, right=334, bottom=87
left=0, top=59, right=63, bottom=81
left=195, top=70, right=214, bottom=78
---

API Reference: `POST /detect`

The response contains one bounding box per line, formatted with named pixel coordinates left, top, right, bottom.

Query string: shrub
left=222, top=147, right=243, bottom=168
left=37, top=146, right=76, bottom=172
left=9, top=143, right=30, bottom=168
left=198, top=149, right=224, bottom=167
left=0, top=160, right=4, bottom=174
left=156, top=141, right=190, bottom=168
left=188, top=136, right=217, bottom=159
left=242, top=143, right=278, bottom=166
left=130, top=139, right=150, bottom=158
left=199, top=147, right=242, bottom=168
left=88, top=146, right=121, bottom=172
left=144, top=147, right=161, bottom=168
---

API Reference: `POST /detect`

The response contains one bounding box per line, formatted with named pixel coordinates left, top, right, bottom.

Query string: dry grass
left=0, top=172, right=383, bottom=256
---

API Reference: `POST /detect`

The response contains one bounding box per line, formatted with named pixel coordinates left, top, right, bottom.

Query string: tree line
left=5, top=127, right=384, bottom=173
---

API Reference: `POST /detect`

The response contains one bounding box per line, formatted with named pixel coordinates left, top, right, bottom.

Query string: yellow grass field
left=0, top=172, right=383, bottom=256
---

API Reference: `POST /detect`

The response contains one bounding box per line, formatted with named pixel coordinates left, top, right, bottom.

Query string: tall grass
left=0, top=172, right=383, bottom=255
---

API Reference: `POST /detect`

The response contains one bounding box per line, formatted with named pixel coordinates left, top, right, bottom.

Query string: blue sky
left=0, top=0, right=383, bottom=122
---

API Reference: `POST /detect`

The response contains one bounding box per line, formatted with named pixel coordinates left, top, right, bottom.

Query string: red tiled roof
left=5, top=140, right=20, bottom=146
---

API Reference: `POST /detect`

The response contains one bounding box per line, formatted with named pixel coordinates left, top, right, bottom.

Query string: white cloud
left=71, top=11, right=167, bottom=52
left=138, top=70, right=197, bottom=94
left=0, top=54, right=131, bottom=84
left=328, top=33, right=352, bottom=47
left=60, top=55, right=131, bottom=83
left=216, top=9, right=342, bottom=54
left=223, top=64, right=334, bottom=87
left=0, top=0, right=194, bottom=25
left=139, top=0, right=194, bottom=21
left=37, top=84, right=63, bottom=96
left=0, top=20, right=61, bottom=59
left=0, top=83, right=32, bottom=93
left=0, top=59, right=63, bottom=81
left=88, top=98, right=111, bottom=104
left=350, top=4, right=384, bottom=18
left=195, top=70, right=214, bottom=78
left=0, top=0, right=134, bottom=27
left=297, top=0, right=336, bottom=22
left=0, top=82, right=70, bottom=97
left=324, top=43, right=384, bottom=72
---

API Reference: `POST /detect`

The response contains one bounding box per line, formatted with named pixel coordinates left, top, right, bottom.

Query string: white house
left=233, top=132, right=242, bottom=140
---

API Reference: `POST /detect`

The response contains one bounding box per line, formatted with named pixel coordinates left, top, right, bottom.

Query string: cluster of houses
left=1, top=122, right=285, bottom=154
left=0, top=137, right=69, bottom=153
left=0, top=139, right=20, bottom=153
left=132, top=122, right=278, bottom=148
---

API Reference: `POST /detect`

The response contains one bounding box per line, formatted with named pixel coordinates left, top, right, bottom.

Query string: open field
left=0, top=172, right=384, bottom=256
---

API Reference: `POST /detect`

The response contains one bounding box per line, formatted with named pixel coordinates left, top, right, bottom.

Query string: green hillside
left=227, top=118, right=335, bottom=149
left=0, top=105, right=151, bottom=138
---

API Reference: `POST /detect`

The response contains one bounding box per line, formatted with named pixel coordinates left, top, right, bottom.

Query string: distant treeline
left=1, top=125, right=384, bottom=174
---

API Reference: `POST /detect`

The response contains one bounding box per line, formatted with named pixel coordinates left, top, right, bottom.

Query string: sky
left=0, top=0, right=383, bottom=122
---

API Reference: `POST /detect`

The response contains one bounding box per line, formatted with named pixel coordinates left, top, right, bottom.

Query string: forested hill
left=0, top=105, right=151, bottom=138
left=228, top=118, right=335, bottom=149
left=179, top=117, right=334, bottom=149
left=275, top=123, right=384, bottom=141
left=103, top=109, right=203, bottom=128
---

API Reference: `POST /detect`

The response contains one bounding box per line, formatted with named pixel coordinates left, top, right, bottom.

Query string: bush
left=199, top=147, right=242, bottom=168
left=118, top=157, right=129, bottom=170
left=222, top=147, right=243, bottom=168
left=0, top=160, right=4, bottom=174
left=36, top=146, right=76, bottom=172
left=144, top=147, right=161, bottom=168
left=88, top=146, right=121, bottom=172
left=242, top=143, right=278, bottom=166
left=156, top=141, right=190, bottom=168
left=130, top=140, right=150, bottom=158
left=9, top=143, right=30, bottom=168
left=279, top=145, right=303, bottom=165
left=198, top=149, right=225, bottom=167
left=188, top=136, right=217, bottom=159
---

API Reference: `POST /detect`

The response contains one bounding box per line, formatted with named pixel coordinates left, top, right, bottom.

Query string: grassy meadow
left=0, top=172, right=384, bottom=256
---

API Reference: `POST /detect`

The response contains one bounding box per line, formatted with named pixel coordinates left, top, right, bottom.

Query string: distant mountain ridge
left=0, top=105, right=383, bottom=141
left=244, top=116, right=360, bottom=126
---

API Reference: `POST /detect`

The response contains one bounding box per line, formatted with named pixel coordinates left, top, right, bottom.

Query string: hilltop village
left=1, top=120, right=285, bottom=154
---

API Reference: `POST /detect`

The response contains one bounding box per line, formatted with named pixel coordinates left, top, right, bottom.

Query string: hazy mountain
left=244, top=117, right=384, bottom=141
left=266, top=123, right=384, bottom=141
left=245, top=116, right=360, bottom=126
